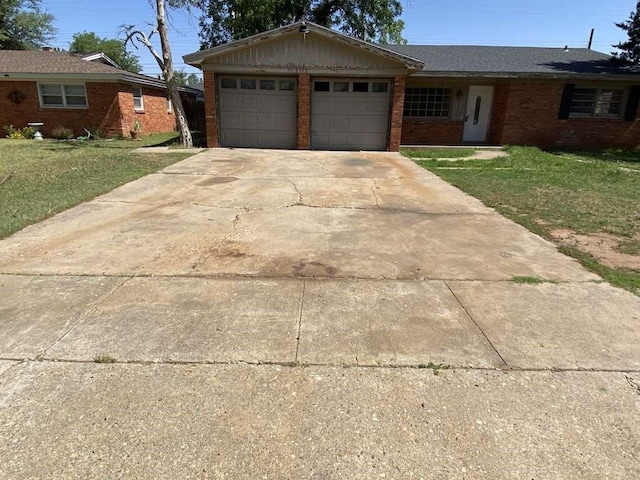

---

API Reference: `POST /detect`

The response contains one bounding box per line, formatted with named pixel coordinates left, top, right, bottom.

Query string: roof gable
left=184, top=22, right=424, bottom=72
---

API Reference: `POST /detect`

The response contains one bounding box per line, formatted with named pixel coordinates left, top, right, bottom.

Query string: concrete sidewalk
left=1, top=149, right=639, bottom=479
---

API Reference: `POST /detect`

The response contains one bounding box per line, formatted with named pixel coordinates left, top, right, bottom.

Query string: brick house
left=0, top=49, right=197, bottom=138
left=183, top=21, right=640, bottom=151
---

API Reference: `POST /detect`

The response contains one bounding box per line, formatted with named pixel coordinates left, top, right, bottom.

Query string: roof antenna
left=588, top=28, right=594, bottom=50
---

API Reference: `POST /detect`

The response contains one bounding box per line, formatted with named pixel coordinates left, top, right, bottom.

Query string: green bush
left=50, top=126, right=74, bottom=140
left=4, top=125, right=36, bottom=139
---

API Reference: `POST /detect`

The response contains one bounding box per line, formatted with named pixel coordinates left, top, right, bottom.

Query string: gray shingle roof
left=0, top=50, right=124, bottom=74
left=0, top=50, right=166, bottom=87
left=384, top=45, right=639, bottom=77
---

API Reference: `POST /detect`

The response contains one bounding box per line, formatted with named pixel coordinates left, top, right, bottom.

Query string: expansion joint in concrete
left=36, top=276, right=133, bottom=360
left=443, top=280, right=509, bottom=368
left=4, top=357, right=640, bottom=375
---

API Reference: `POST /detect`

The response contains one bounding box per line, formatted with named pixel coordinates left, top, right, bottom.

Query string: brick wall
left=401, top=119, right=464, bottom=145
left=488, top=83, right=510, bottom=145
left=0, top=81, right=123, bottom=137
left=120, top=85, right=176, bottom=137
left=388, top=75, right=406, bottom=151
left=493, top=81, right=640, bottom=149
left=297, top=73, right=310, bottom=149
left=203, top=70, right=219, bottom=148
left=0, top=81, right=176, bottom=138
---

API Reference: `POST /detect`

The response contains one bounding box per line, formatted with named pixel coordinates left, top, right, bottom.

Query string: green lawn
left=405, top=146, right=640, bottom=295
left=402, top=147, right=477, bottom=159
left=0, top=133, right=193, bottom=239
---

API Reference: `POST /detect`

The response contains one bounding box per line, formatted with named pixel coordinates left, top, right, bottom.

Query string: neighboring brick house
left=0, top=49, right=195, bottom=138
left=184, top=21, right=640, bottom=151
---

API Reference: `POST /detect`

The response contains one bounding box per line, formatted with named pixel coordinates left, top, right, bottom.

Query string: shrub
left=3, top=125, right=36, bottom=139
left=50, top=126, right=74, bottom=140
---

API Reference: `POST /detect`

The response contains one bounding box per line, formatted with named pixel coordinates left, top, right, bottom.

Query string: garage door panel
left=311, top=79, right=391, bottom=151
left=218, top=77, right=297, bottom=149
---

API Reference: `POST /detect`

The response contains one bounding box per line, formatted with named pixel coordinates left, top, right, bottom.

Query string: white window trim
left=166, top=96, right=173, bottom=113
left=569, top=86, right=627, bottom=119
left=133, top=87, right=144, bottom=111
left=37, top=83, right=88, bottom=109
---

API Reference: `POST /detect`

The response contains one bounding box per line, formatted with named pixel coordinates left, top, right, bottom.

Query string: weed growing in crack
left=94, top=354, right=117, bottom=364
left=417, top=362, right=450, bottom=376
left=511, top=276, right=544, bottom=284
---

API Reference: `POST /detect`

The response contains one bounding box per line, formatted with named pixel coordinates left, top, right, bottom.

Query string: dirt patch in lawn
left=550, top=229, right=640, bottom=269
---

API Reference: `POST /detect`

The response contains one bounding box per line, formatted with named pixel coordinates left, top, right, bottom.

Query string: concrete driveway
left=1, top=149, right=639, bottom=478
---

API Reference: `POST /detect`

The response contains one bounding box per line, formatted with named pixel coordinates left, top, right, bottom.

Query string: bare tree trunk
left=156, top=0, right=192, bottom=147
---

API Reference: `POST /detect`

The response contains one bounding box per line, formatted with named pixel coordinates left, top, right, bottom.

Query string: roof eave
left=411, top=71, right=640, bottom=81
left=1, top=71, right=171, bottom=88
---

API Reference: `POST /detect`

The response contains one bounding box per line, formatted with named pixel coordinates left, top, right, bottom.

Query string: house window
left=38, top=83, right=87, bottom=108
left=166, top=96, right=172, bottom=113
left=133, top=87, right=144, bottom=111
left=570, top=87, right=625, bottom=117
left=403, top=87, right=452, bottom=118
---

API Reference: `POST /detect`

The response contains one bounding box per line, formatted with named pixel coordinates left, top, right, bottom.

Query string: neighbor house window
left=166, top=96, right=172, bottom=112
left=133, top=87, right=144, bottom=111
left=403, top=87, right=451, bottom=118
left=38, top=84, right=87, bottom=108
left=570, top=87, right=625, bottom=117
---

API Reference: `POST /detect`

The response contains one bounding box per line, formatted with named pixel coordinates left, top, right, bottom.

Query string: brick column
left=297, top=73, right=311, bottom=149
left=203, top=70, right=219, bottom=148
left=388, top=75, right=406, bottom=151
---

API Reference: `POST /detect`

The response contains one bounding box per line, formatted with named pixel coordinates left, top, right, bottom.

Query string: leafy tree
left=173, top=70, right=201, bottom=86
left=613, top=1, right=640, bottom=64
left=0, top=0, right=56, bottom=50
left=198, top=0, right=405, bottom=49
left=70, top=32, right=142, bottom=73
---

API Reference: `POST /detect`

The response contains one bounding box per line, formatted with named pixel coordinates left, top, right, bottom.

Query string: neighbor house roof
left=0, top=50, right=167, bottom=88
left=384, top=45, right=640, bottom=79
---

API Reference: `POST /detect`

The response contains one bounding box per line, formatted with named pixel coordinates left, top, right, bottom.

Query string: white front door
left=463, top=86, right=494, bottom=143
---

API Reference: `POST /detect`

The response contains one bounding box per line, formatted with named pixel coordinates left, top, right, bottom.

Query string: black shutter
left=624, top=86, right=640, bottom=121
left=558, top=83, right=575, bottom=119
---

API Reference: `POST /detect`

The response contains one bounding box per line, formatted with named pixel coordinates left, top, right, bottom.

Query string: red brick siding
left=488, top=83, right=510, bottom=145
left=120, top=85, right=176, bottom=137
left=0, top=81, right=176, bottom=138
left=494, top=81, right=640, bottom=148
left=388, top=75, right=406, bottom=151
left=297, top=73, right=311, bottom=149
left=203, top=70, right=219, bottom=148
left=401, top=119, right=464, bottom=145
left=0, top=81, right=123, bottom=137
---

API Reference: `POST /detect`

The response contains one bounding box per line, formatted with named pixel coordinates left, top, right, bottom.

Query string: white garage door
left=218, top=77, right=297, bottom=148
left=311, top=79, right=391, bottom=150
